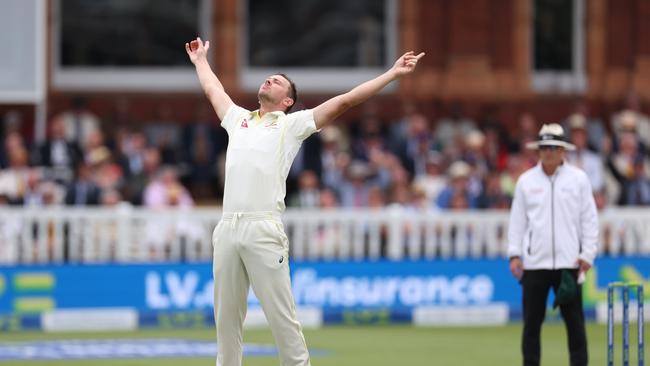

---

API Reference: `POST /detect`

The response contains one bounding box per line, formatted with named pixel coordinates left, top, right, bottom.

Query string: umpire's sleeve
left=578, top=176, right=599, bottom=264
left=507, top=178, right=527, bottom=259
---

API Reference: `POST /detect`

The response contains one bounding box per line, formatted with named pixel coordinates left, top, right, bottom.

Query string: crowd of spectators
left=1, top=93, right=650, bottom=213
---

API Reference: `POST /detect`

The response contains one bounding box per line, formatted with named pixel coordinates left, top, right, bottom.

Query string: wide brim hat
left=447, top=160, right=471, bottom=179
left=525, top=123, right=576, bottom=151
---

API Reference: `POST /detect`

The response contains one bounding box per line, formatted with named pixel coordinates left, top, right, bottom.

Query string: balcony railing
left=0, top=206, right=648, bottom=264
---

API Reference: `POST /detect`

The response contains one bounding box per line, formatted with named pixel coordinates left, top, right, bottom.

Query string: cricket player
left=185, top=37, right=424, bottom=366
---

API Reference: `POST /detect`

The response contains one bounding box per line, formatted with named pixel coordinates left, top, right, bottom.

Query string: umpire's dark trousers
left=521, top=269, right=588, bottom=366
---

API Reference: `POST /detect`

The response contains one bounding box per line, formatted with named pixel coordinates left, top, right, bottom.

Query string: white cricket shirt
left=220, top=105, right=318, bottom=213
left=507, top=162, right=599, bottom=269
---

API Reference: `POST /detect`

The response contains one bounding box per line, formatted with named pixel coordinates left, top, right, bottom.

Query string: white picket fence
left=0, top=206, right=648, bottom=264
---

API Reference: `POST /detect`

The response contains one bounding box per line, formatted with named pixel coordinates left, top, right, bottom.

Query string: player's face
left=258, top=75, right=291, bottom=105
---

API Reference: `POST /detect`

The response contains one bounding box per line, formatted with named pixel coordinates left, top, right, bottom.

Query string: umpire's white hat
left=526, top=123, right=576, bottom=150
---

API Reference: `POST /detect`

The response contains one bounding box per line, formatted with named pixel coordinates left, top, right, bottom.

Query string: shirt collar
left=536, top=161, right=566, bottom=176
left=250, top=109, right=285, bottom=120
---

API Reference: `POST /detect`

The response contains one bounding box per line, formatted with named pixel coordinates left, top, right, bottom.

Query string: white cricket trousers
left=212, top=212, right=310, bottom=366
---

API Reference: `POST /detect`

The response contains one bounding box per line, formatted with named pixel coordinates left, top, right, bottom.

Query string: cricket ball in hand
left=190, top=40, right=199, bottom=51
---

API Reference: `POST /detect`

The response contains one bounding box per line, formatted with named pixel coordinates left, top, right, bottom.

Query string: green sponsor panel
left=0, top=274, right=5, bottom=296
left=342, top=309, right=391, bottom=325
left=583, top=265, right=649, bottom=307
left=13, top=273, right=55, bottom=291
left=13, top=297, right=55, bottom=314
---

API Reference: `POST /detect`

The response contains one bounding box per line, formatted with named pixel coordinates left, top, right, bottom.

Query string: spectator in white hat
left=565, top=114, right=605, bottom=192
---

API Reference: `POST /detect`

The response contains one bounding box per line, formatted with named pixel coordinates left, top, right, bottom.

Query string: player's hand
left=185, top=37, right=210, bottom=64
left=509, top=256, right=523, bottom=280
left=391, top=51, right=425, bottom=77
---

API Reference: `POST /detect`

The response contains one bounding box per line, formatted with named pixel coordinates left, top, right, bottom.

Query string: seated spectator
left=86, top=146, right=124, bottom=191
left=123, top=147, right=161, bottom=205
left=82, top=129, right=107, bottom=157
left=413, top=151, right=447, bottom=204
left=288, top=170, right=321, bottom=208
left=0, top=192, right=21, bottom=263
left=387, top=101, right=419, bottom=171
left=54, top=96, right=101, bottom=147
left=0, top=145, right=31, bottom=204
left=143, top=167, right=201, bottom=260
left=409, top=184, right=431, bottom=211
left=313, top=188, right=342, bottom=259
left=145, top=104, right=181, bottom=165
left=449, top=190, right=469, bottom=210
left=117, top=130, right=148, bottom=178
left=618, top=156, right=650, bottom=206
left=434, top=102, right=476, bottom=156
left=185, top=128, right=218, bottom=201
left=338, top=161, right=372, bottom=208
left=22, top=169, right=45, bottom=206
left=38, top=180, right=65, bottom=207
left=400, top=113, right=432, bottom=177
left=32, top=116, right=82, bottom=183
left=367, top=185, right=387, bottom=209
left=100, top=188, right=124, bottom=206
left=483, top=124, right=510, bottom=172
left=607, top=131, right=650, bottom=204
left=611, top=91, right=650, bottom=149
left=1, top=130, right=27, bottom=169
left=565, top=115, right=605, bottom=192
left=319, top=188, right=339, bottom=209
left=143, top=167, right=193, bottom=208
left=463, top=130, right=488, bottom=170
left=512, top=113, right=539, bottom=169
left=478, top=172, right=511, bottom=209
left=387, top=182, right=412, bottom=209
left=65, top=162, right=101, bottom=206
left=320, top=126, right=348, bottom=190
left=563, top=99, right=606, bottom=152
left=500, top=155, right=528, bottom=197
left=436, top=161, right=479, bottom=209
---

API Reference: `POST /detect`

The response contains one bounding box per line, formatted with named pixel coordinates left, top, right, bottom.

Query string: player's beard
left=258, top=89, right=275, bottom=105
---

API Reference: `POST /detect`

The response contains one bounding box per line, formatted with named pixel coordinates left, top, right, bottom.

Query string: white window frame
left=51, top=0, right=212, bottom=92
left=530, top=0, right=586, bottom=94
left=239, top=0, right=399, bottom=93
left=0, top=0, right=46, bottom=103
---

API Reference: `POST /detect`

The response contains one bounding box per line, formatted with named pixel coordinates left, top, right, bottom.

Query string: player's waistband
left=221, top=211, right=282, bottom=222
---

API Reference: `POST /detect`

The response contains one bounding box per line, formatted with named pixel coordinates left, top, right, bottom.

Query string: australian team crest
left=240, top=118, right=248, bottom=128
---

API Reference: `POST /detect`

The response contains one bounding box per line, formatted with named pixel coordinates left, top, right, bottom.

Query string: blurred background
left=0, top=0, right=648, bottom=364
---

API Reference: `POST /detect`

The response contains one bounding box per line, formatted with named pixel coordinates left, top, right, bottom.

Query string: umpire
left=507, top=123, right=599, bottom=366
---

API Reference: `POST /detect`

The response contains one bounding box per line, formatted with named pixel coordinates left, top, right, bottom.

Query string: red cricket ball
left=190, top=40, right=199, bottom=51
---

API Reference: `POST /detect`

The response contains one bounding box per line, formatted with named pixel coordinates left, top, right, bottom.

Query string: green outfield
left=0, top=323, right=645, bottom=365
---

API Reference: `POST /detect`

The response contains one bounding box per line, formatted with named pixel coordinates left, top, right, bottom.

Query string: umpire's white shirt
left=507, top=162, right=599, bottom=269
left=220, top=105, right=318, bottom=213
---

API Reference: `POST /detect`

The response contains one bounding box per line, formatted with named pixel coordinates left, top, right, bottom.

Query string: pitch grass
left=0, top=322, right=646, bottom=365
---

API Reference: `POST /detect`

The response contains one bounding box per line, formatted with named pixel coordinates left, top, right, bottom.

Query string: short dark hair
left=276, top=73, right=297, bottom=112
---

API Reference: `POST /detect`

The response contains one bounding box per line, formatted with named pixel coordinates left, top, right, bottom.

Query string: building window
left=53, top=0, right=211, bottom=91
left=531, top=0, right=586, bottom=93
left=241, top=0, right=398, bottom=93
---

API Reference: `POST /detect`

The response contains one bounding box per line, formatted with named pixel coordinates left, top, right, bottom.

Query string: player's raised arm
left=312, top=51, right=424, bottom=130
left=185, top=37, right=234, bottom=121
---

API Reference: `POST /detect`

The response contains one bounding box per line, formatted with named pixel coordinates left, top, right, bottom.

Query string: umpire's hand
left=509, top=256, right=523, bottom=280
